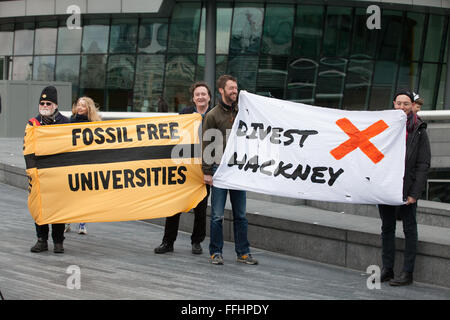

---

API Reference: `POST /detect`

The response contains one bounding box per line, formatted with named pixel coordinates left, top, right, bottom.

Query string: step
left=150, top=197, right=450, bottom=288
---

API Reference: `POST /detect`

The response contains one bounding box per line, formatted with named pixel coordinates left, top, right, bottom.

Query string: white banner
left=213, top=91, right=406, bottom=205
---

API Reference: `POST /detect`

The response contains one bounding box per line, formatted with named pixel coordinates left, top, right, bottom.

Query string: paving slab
left=0, top=182, right=449, bottom=300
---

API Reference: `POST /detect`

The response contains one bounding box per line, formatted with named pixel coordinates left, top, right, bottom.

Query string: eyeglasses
left=39, top=102, right=53, bottom=106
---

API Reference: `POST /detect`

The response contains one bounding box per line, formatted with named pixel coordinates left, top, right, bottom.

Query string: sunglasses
left=39, top=102, right=53, bottom=106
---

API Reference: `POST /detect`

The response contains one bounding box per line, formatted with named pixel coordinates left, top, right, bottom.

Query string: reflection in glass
left=419, top=63, right=438, bottom=109
left=427, top=181, right=450, bottom=203
left=436, top=65, right=447, bottom=110
left=195, top=55, right=205, bottom=81
left=315, top=57, right=347, bottom=108
left=424, top=15, right=445, bottom=62
left=106, top=54, right=135, bottom=89
left=14, top=26, right=34, bottom=55
left=397, top=62, right=418, bottom=92
left=0, top=24, right=14, bottom=56
left=216, top=4, right=233, bottom=54
left=32, top=56, right=55, bottom=81
left=57, top=26, right=82, bottom=54
left=286, top=58, right=319, bottom=104
left=138, top=19, right=168, bottom=53
left=227, top=55, right=258, bottom=92
left=80, top=54, right=107, bottom=108
left=293, top=5, right=324, bottom=58
left=164, top=55, right=196, bottom=112
left=323, top=7, right=352, bottom=57
left=369, top=60, right=397, bottom=110
left=12, top=56, right=32, bottom=80
left=229, top=4, right=264, bottom=55
left=198, top=8, right=206, bottom=54
left=133, top=55, right=165, bottom=112
left=261, top=4, right=294, bottom=56
left=401, top=13, right=425, bottom=62
left=109, top=19, right=138, bottom=54
left=34, top=23, right=57, bottom=55
left=351, top=8, right=378, bottom=58
left=256, top=55, right=288, bottom=98
left=56, top=55, right=80, bottom=100
left=106, top=55, right=136, bottom=111
left=377, top=11, right=403, bottom=61
left=82, top=20, right=110, bottom=53
left=168, top=3, right=201, bottom=54
left=80, top=54, right=106, bottom=88
left=343, top=59, right=374, bottom=110
left=215, top=55, right=228, bottom=103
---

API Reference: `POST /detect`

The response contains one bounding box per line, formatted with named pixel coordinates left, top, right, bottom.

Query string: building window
left=0, top=2, right=447, bottom=112
left=138, top=19, right=168, bottom=54
left=106, top=54, right=136, bottom=111
left=82, top=19, right=110, bottom=54
left=12, top=56, right=32, bottom=80
left=109, top=18, right=138, bottom=54
left=34, top=21, right=57, bottom=55
left=79, top=54, right=107, bottom=107
left=0, top=23, right=14, bottom=56
left=32, top=55, right=55, bottom=81
left=13, top=23, right=34, bottom=55
left=133, top=54, right=165, bottom=112
left=57, top=22, right=82, bottom=54
left=229, top=4, right=264, bottom=55
left=168, top=2, right=201, bottom=54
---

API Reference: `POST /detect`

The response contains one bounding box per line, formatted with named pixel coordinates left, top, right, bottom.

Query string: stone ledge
left=148, top=197, right=450, bottom=288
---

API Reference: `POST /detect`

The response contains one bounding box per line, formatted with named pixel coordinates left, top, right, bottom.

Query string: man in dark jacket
left=378, top=89, right=431, bottom=286
left=154, top=82, right=212, bottom=255
left=28, top=86, right=70, bottom=254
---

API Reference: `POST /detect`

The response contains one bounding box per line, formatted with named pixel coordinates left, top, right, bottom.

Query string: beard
left=223, top=93, right=237, bottom=106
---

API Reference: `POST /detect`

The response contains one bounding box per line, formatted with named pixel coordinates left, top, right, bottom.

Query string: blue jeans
left=209, top=185, right=250, bottom=256
left=378, top=203, right=418, bottom=273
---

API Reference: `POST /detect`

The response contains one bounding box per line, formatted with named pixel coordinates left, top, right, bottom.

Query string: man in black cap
left=28, top=86, right=69, bottom=253
left=378, top=89, right=431, bottom=286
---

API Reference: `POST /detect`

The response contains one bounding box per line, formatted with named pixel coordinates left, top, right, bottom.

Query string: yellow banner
left=24, top=114, right=206, bottom=225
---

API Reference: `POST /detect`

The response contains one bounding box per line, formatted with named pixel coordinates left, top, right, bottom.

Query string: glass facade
left=0, top=1, right=448, bottom=113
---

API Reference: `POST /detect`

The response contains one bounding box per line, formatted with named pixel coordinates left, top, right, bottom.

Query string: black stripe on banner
left=25, top=144, right=200, bottom=169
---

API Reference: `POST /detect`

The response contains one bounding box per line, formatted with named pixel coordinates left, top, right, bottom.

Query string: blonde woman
left=64, top=97, right=102, bottom=235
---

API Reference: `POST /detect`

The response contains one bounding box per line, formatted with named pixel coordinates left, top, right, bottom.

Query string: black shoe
left=192, top=243, right=203, bottom=254
left=154, top=242, right=173, bottom=254
left=54, top=243, right=64, bottom=254
left=380, top=268, right=394, bottom=282
left=389, top=272, right=413, bottom=286
left=30, top=238, right=48, bottom=253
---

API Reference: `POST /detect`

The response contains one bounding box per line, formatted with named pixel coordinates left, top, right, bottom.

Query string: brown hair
left=189, top=81, right=212, bottom=101
left=415, top=97, right=424, bottom=106
left=216, top=74, right=237, bottom=91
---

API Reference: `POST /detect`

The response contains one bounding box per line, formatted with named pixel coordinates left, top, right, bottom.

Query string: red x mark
left=330, top=118, right=389, bottom=164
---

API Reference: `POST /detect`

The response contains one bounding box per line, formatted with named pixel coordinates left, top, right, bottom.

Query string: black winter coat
left=403, top=117, right=431, bottom=201
left=70, top=114, right=89, bottom=123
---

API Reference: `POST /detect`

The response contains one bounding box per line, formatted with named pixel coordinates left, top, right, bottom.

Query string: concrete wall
left=0, top=81, right=72, bottom=138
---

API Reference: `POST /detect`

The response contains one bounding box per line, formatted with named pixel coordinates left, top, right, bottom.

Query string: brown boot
left=30, top=238, right=48, bottom=253
left=53, top=242, right=64, bottom=254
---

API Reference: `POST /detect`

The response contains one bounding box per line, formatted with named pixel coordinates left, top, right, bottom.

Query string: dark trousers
left=378, top=203, right=418, bottom=273
left=162, top=185, right=210, bottom=245
left=35, top=223, right=65, bottom=243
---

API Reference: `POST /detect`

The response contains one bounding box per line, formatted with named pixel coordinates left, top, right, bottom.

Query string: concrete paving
left=0, top=182, right=449, bottom=300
